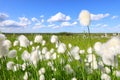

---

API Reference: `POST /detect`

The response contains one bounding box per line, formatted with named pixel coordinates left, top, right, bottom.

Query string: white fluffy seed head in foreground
left=13, top=40, right=19, bottom=46
left=101, top=73, right=111, bottom=80
left=39, top=74, right=45, bottom=80
left=68, top=43, right=72, bottom=49
left=87, top=54, right=96, bottom=63
left=71, top=77, right=77, bottom=80
left=18, top=35, right=29, bottom=48
left=34, top=35, right=43, bottom=43
left=21, top=50, right=30, bottom=61
left=57, top=43, right=66, bottom=54
left=0, top=34, right=6, bottom=42
left=30, top=41, right=33, bottom=45
left=94, top=42, right=102, bottom=55
left=7, top=61, right=15, bottom=70
left=51, top=35, right=58, bottom=43
left=42, top=47, right=48, bottom=54
left=50, top=48, right=54, bottom=54
left=64, top=64, right=74, bottom=74
left=30, top=50, right=39, bottom=67
left=39, top=67, right=46, bottom=75
left=0, top=45, right=9, bottom=58
left=79, top=10, right=91, bottom=26
left=70, top=46, right=80, bottom=55
left=51, top=52, right=57, bottom=60
left=42, top=40, right=46, bottom=46
left=113, top=70, right=120, bottom=77
left=3, top=40, right=12, bottom=49
left=23, top=72, right=28, bottom=80
left=87, top=47, right=92, bottom=54
left=8, top=49, right=17, bottom=58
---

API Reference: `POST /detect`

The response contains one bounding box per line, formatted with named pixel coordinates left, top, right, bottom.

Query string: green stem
left=87, top=26, right=92, bottom=47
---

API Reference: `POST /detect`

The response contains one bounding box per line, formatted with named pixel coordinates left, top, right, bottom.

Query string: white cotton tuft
left=18, top=35, right=29, bottom=48
left=113, top=70, right=120, bottom=77
left=64, top=64, right=74, bottom=74
left=39, top=74, right=45, bottom=80
left=30, top=50, right=39, bottom=67
left=44, top=51, right=51, bottom=60
left=51, top=53, right=57, bottom=60
left=50, top=48, right=54, bottom=54
left=79, top=50, right=85, bottom=54
left=71, top=77, right=77, bottom=80
left=52, top=78, right=56, bottom=80
left=21, top=50, right=30, bottom=61
left=13, top=40, right=19, bottom=46
left=42, top=47, right=48, bottom=54
left=87, top=47, right=92, bottom=54
left=94, top=42, right=102, bottom=55
left=50, top=35, right=58, bottom=43
left=94, top=37, right=120, bottom=66
left=0, top=34, right=8, bottom=58
left=0, top=34, right=6, bottom=42
left=70, top=46, right=80, bottom=60
left=41, top=40, right=46, bottom=46
left=105, top=67, right=111, bottom=74
left=8, top=49, right=17, bottom=58
left=57, top=43, right=66, bottom=54
left=101, top=73, right=111, bottom=80
left=39, top=67, right=46, bottom=75
left=87, top=54, right=96, bottom=63
left=23, top=72, right=28, bottom=80
left=6, top=61, right=15, bottom=70
left=30, top=41, right=33, bottom=45
left=68, top=43, right=72, bottom=49
left=3, top=40, right=12, bottom=49
left=34, top=35, right=43, bottom=43
left=79, top=10, right=91, bottom=26
left=0, top=44, right=8, bottom=58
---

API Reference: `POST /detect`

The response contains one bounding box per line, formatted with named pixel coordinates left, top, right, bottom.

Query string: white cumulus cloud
left=47, top=12, right=71, bottom=23
left=0, top=17, right=31, bottom=28
left=19, top=17, right=31, bottom=27
left=91, top=13, right=110, bottom=20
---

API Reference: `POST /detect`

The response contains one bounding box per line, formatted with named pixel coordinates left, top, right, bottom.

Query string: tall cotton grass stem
left=87, top=26, right=92, bottom=47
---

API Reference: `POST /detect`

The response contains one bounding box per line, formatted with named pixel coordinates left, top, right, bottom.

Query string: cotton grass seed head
left=51, top=35, right=58, bottom=43
left=21, top=50, right=30, bottom=61
left=3, top=40, right=12, bottom=49
left=34, top=35, right=43, bottom=43
left=57, top=43, right=66, bottom=54
left=18, top=35, right=29, bottom=48
left=79, top=10, right=91, bottom=26
left=13, top=40, right=19, bottom=46
left=7, top=61, right=15, bottom=70
left=0, top=34, right=6, bottom=42
left=8, top=49, right=17, bottom=58
left=101, top=73, right=111, bottom=80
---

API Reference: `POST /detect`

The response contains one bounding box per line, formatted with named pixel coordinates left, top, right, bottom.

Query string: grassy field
left=0, top=33, right=119, bottom=80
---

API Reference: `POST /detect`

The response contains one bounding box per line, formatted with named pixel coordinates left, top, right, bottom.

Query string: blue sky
left=0, top=0, right=120, bottom=33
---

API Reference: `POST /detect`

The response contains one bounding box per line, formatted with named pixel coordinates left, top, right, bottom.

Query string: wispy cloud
left=61, top=21, right=77, bottom=27
left=0, top=13, right=9, bottom=21
left=31, top=17, right=39, bottom=22
left=111, top=16, right=118, bottom=19
left=32, top=23, right=45, bottom=29
left=91, top=13, right=110, bottom=20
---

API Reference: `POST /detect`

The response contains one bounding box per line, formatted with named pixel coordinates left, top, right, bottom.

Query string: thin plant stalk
left=87, top=26, right=92, bottom=47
